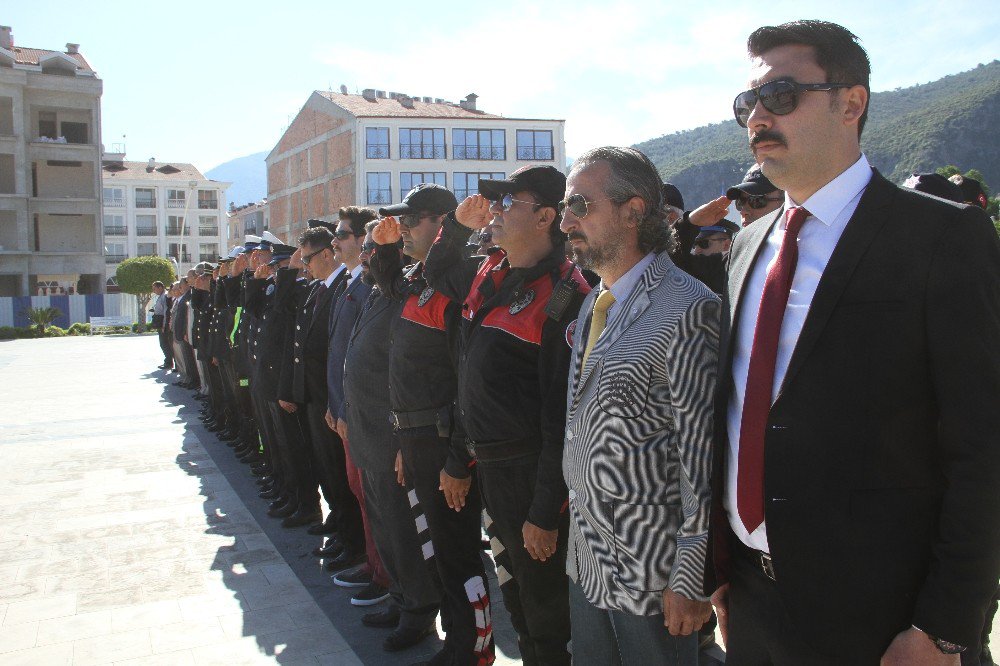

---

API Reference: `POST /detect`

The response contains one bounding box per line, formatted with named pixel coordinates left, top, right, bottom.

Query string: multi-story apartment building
left=266, top=88, right=565, bottom=241
left=0, top=25, right=105, bottom=296
left=227, top=198, right=268, bottom=243
left=100, top=154, right=230, bottom=291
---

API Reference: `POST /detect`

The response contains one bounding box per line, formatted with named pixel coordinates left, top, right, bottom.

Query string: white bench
left=89, top=316, right=132, bottom=334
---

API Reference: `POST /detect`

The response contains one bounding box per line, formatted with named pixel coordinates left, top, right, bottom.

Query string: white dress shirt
left=323, top=263, right=347, bottom=288
left=345, top=263, right=363, bottom=288
left=725, top=154, right=873, bottom=552
left=603, top=251, right=656, bottom=327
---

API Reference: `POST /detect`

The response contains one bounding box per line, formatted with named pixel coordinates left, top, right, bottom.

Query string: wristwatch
left=913, top=625, right=966, bottom=654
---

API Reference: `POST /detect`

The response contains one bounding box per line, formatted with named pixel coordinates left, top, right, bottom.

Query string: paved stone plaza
left=0, top=335, right=523, bottom=665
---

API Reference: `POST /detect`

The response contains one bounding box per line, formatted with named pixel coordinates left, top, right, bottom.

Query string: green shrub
left=68, top=322, right=91, bottom=336
left=0, top=326, right=39, bottom=339
left=45, top=326, right=67, bottom=337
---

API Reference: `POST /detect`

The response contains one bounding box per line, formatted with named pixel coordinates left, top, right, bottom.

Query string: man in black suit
left=707, top=20, right=1000, bottom=665
left=282, top=225, right=364, bottom=547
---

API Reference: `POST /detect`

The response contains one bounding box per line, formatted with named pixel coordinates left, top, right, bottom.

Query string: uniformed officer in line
left=424, top=166, right=591, bottom=665
left=371, top=184, right=495, bottom=665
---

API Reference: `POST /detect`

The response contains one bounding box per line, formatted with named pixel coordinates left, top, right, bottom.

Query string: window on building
left=453, top=172, right=506, bottom=200
left=136, top=215, right=157, bottom=236
left=197, top=190, right=218, bottom=210
left=105, top=276, right=120, bottom=293
left=453, top=129, right=505, bottom=160
left=198, top=215, right=218, bottom=236
left=366, top=127, right=389, bottom=159
left=103, top=187, right=124, bottom=207
left=366, top=172, right=391, bottom=205
left=135, top=187, right=156, bottom=208
left=102, top=214, right=126, bottom=236
left=61, top=122, right=88, bottom=144
left=399, top=128, right=445, bottom=159
left=516, top=130, right=554, bottom=160
left=166, top=215, right=187, bottom=235
left=199, top=243, right=219, bottom=262
left=166, top=189, right=186, bottom=208
left=400, top=172, right=446, bottom=197
left=168, top=242, right=191, bottom=263
left=104, top=242, right=126, bottom=264
left=38, top=111, right=56, bottom=139
left=137, top=242, right=158, bottom=257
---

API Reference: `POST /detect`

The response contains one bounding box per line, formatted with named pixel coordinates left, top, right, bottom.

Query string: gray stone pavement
left=0, top=335, right=523, bottom=665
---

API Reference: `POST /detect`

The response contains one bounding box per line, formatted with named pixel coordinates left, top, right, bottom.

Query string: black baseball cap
left=478, top=165, right=566, bottom=208
left=267, top=243, right=297, bottom=265
left=950, top=175, right=989, bottom=209
left=379, top=183, right=457, bottom=217
left=903, top=173, right=964, bottom=203
left=726, top=165, right=778, bottom=199
left=662, top=183, right=685, bottom=210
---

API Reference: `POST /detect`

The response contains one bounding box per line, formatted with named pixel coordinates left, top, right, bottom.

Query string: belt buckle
left=759, top=551, right=776, bottom=581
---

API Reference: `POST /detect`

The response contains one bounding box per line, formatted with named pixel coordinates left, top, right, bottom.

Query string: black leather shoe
left=207, top=422, right=225, bottom=433
left=383, top=625, right=434, bottom=652
left=282, top=507, right=322, bottom=528
left=219, top=430, right=239, bottom=442
left=250, top=463, right=270, bottom=476
left=324, top=550, right=366, bottom=573
left=238, top=451, right=261, bottom=464
left=312, top=537, right=343, bottom=558
left=269, top=500, right=299, bottom=519
left=267, top=496, right=292, bottom=513
left=306, top=517, right=338, bottom=536
left=259, top=486, right=281, bottom=500
left=362, top=606, right=400, bottom=628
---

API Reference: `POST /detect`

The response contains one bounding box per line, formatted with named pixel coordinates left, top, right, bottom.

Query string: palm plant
left=21, top=306, right=62, bottom=335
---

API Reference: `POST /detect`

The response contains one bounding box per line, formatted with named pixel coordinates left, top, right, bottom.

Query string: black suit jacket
left=290, top=269, right=348, bottom=404
left=707, top=171, right=1000, bottom=656
left=327, top=275, right=372, bottom=421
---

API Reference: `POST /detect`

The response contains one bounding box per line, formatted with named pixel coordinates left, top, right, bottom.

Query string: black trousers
left=267, top=400, right=318, bottom=508
left=158, top=326, right=174, bottom=366
left=400, top=431, right=493, bottom=666
left=361, top=465, right=442, bottom=631
left=305, top=401, right=364, bottom=553
left=727, top=538, right=875, bottom=665
left=478, top=458, right=570, bottom=666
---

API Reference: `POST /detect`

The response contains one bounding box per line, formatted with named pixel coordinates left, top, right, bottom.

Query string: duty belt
left=465, top=437, right=540, bottom=463
left=389, top=407, right=440, bottom=432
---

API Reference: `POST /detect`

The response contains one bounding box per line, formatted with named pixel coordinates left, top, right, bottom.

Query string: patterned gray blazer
left=563, top=252, right=720, bottom=615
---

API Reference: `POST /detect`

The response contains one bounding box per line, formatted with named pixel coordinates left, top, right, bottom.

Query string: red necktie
left=737, top=206, right=810, bottom=533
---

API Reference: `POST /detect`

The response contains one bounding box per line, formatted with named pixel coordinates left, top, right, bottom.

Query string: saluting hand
left=232, top=253, right=249, bottom=274
left=689, top=195, right=731, bottom=227
left=288, top=248, right=305, bottom=272
left=253, top=263, right=271, bottom=279
left=372, top=216, right=402, bottom=245
left=455, top=195, right=492, bottom=230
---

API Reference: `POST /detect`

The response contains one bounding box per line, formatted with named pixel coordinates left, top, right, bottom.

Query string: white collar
left=785, top=154, right=872, bottom=228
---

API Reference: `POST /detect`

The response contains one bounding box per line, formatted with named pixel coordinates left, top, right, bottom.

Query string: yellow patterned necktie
left=582, top=289, right=616, bottom=367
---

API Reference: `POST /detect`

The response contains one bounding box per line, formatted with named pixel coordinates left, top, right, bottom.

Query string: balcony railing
left=104, top=254, right=127, bottom=264
left=170, top=253, right=192, bottom=263
left=199, top=253, right=217, bottom=262
left=367, top=189, right=391, bottom=205
left=102, top=226, right=127, bottom=236
left=165, top=226, right=191, bottom=235
left=103, top=199, right=125, bottom=208
left=198, top=199, right=218, bottom=210
left=454, top=146, right=505, bottom=160
left=166, top=199, right=186, bottom=209
left=366, top=144, right=389, bottom=159
left=199, top=227, right=219, bottom=237
left=399, top=144, right=446, bottom=159
left=136, top=226, right=157, bottom=236
left=135, top=199, right=156, bottom=209
left=516, top=146, right=554, bottom=160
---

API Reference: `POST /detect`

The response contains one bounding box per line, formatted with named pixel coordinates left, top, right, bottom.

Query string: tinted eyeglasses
left=399, top=213, right=441, bottom=228
left=333, top=229, right=362, bottom=240
left=734, top=195, right=784, bottom=211
left=301, top=246, right=329, bottom=265
left=694, top=236, right=730, bottom=249
left=489, top=193, right=541, bottom=212
left=360, top=241, right=377, bottom=254
left=733, top=79, right=857, bottom=128
left=558, top=193, right=613, bottom=219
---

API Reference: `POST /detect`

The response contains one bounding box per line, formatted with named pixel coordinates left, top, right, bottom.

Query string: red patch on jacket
left=401, top=288, right=449, bottom=331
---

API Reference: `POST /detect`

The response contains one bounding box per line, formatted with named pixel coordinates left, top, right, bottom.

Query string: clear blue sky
left=8, top=1, right=999, bottom=172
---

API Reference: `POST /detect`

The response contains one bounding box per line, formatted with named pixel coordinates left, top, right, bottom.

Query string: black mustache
left=568, top=232, right=587, bottom=242
left=750, top=130, right=787, bottom=149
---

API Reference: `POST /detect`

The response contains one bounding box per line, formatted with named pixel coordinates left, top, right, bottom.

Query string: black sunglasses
left=399, top=213, right=441, bottom=228
left=333, top=229, right=362, bottom=240
left=489, top=193, right=541, bottom=212
left=735, top=195, right=784, bottom=211
left=301, top=246, right=329, bottom=265
left=558, top=193, right=614, bottom=219
left=360, top=241, right=377, bottom=254
left=733, top=79, right=857, bottom=128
